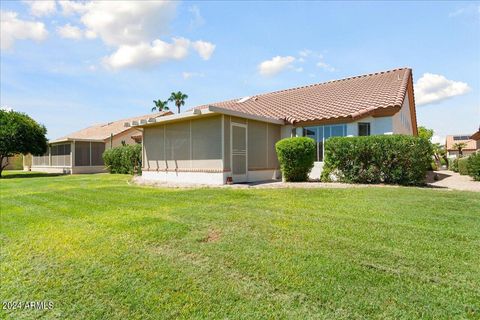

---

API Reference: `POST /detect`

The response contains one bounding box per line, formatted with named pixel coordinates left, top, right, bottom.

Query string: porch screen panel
left=75, top=142, right=90, bottom=166
left=144, top=126, right=165, bottom=169
left=247, top=120, right=267, bottom=169
left=33, top=153, right=48, bottom=166
left=267, top=124, right=281, bottom=168
left=223, top=116, right=230, bottom=170
left=192, top=116, right=221, bottom=160
left=166, top=122, right=190, bottom=160
left=91, top=142, right=105, bottom=166
left=64, top=144, right=71, bottom=166
left=50, top=144, right=70, bottom=166
left=51, top=145, right=58, bottom=166
left=232, top=125, right=247, bottom=175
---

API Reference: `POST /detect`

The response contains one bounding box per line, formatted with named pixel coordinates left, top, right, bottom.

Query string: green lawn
left=1, top=172, right=479, bottom=319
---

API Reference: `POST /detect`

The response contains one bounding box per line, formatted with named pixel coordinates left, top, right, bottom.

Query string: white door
left=231, top=123, right=247, bottom=183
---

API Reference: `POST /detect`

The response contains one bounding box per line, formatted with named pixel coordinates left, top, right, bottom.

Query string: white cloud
left=1, top=11, right=48, bottom=50
left=192, top=41, right=215, bottom=60
left=58, top=0, right=88, bottom=16
left=317, top=61, right=335, bottom=72
left=189, top=5, right=205, bottom=29
left=80, top=1, right=177, bottom=47
left=53, top=1, right=215, bottom=69
left=258, top=56, right=296, bottom=76
left=23, top=0, right=56, bottom=17
left=415, top=73, right=471, bottom=106
left=103, top=38, right=191, bottom=69
left=57, top=23, right=83, bottom=40
left=182, top=71, right=204, bottom=79
left=299, top=49, right=312, bottom=57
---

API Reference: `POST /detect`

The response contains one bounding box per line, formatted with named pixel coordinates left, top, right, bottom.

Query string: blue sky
left=1, top=1, right=479, bottom=143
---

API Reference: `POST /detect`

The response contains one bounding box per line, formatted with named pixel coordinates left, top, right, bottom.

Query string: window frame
left=303, top=124, right=347, bottom=162
left=358, top=122, right=371, bottom=136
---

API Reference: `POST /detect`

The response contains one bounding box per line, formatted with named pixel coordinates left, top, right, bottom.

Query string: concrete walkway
left=426, top=170, right=480, bottom=192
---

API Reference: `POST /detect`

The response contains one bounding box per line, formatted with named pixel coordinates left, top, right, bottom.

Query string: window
left=358, top=123, right=371, bottom=136
left=303, top=124, right=346, bottom=162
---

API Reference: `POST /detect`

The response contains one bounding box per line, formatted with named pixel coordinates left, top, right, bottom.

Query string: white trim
left=50, top=138, right=105, bottom=143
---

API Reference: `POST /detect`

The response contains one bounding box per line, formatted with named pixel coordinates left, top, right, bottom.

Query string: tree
left=0, top=110, right=48, bottom=177
left=453, top=142, right=467, bottom=157
left=418, top=126, right=434, bottom=141
left=168, top=91, right=188, bottom=114
left=151, top=99, right=169, bottom=112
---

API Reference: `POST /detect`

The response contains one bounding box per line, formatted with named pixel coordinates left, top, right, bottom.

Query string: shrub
left=430, top=161, right=438, bottom=171
left=321, top=135, right=432, bottom=186
left=449, top=158, right=458, bottom=172
left=275, top=137, right=315, bottom=182
left=457, top=157, right=469, bottom=175
left=440, top=158, right=447, bottom=166
left=103, top=144, right=142, bottom=175
left=467, top=153, right=480, bottom=181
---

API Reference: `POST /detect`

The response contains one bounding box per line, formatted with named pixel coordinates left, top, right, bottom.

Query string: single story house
left=130, top=67, right=418, bottom=185
left=30, top=111, right=171, bottom=174
left=445, top=134, right=477, bottom=158
left=470, top=129, right=480, bottom=152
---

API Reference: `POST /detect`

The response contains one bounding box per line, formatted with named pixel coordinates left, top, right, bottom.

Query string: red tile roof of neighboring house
left=192, top=67, right=416, bottom=128
left=445, top=135, right=477, bottom=151
left=471, top=130, right=480, bottom=141
left=52, top=111, right=172, bottom=142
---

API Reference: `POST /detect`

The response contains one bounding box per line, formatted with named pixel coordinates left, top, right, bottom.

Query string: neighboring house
left=30, top=111, right=172, bottom=174
left=470, top=129, right=480, bottom=152
left=130, top=67, right=418, bottom=185
left=445, top=134, right=477, bottom=158
left=1, top=154, right=24, bottom=170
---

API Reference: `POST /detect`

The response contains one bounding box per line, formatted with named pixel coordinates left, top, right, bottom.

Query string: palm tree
left=152, top=100, right=169, bottom=112
left=453, top=142, right=467, bottom=157
left=168, top=91, right=188, bottom=114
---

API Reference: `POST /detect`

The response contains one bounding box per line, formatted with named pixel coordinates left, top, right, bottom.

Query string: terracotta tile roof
left=471, top=130, right=480, bottom=141
left=53, top=111, right=172, bottom=142
left=193, top=68, right=413, bottom=124
left=445, top=135, right=477, bottom=151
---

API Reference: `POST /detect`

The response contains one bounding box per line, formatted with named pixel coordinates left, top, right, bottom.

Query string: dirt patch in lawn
left=200, top=229, right=221, bottom=243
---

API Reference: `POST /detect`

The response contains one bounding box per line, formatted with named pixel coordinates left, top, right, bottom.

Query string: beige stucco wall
left=392, top=91, right=414, bottom=135
left=105, top=128, right=141, bottom=149
left=143, top=115, right=223, bottom=171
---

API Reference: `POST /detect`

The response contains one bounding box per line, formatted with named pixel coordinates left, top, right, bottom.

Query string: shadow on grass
left=0, top=172, right=65, bottom=179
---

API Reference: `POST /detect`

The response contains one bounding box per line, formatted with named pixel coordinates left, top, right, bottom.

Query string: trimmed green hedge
left=467, top=153, right=480, bottom=181
left=449, top=158, right=458, bottom=172
left=103, top=144, right=142, bottom=175
left=458, top=157, right=469, bottom=175
left=275, top=137, right=315, bottom=182
left=321, top=135, right=432, bottom=185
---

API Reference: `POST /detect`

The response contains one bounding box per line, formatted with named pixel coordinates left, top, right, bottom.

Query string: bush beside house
left=466, top=153, right=480, bottom=181
left=103, top=144, right=142, bottom=174
left=457, top=157, right=469, bottom=175
left=321, top=135, right=432, bottom=186
left=275, top=137, right=315, bottom=182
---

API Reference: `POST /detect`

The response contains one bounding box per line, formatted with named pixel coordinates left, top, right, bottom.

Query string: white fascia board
left=49, top=138, right=105, bottom=144
left=133, top=109, right=214, bottom=127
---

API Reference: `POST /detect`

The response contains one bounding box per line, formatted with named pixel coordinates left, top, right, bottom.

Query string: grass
left=0, top=172, right=479, bottom=319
